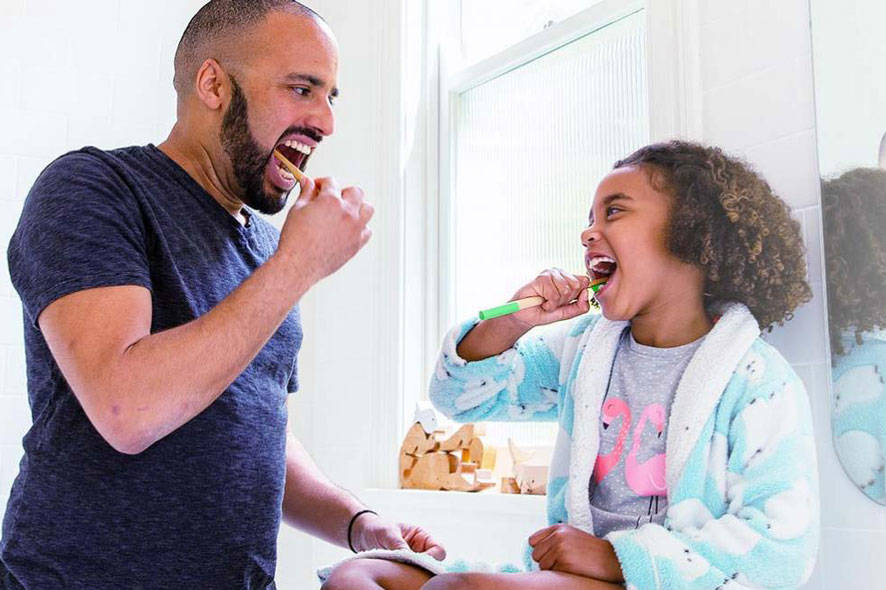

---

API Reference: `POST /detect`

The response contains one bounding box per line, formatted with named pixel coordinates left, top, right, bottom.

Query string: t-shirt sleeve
left=8, top=151, right=152, bottom=328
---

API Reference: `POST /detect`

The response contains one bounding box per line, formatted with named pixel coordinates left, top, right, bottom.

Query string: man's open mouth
left=268, top=139, right=314, bottom=190
left=275, top=139, right=312, bottom=173
left=588, top=255, right=617, bottom=281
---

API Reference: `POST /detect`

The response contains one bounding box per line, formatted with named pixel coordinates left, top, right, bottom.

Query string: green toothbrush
left=478, top=277, right=608, bottom=321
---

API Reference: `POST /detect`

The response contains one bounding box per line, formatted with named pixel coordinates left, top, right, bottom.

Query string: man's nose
left=305, top=96, right=335, bottom=137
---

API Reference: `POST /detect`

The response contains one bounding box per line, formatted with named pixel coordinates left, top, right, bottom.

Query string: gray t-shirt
left=589, top=328, right=703, bottom=537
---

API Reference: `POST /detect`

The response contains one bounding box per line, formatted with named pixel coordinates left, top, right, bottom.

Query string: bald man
left=1, top=2, right=443, bottom=588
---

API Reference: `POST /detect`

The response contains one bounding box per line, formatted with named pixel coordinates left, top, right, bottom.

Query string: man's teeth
left=276, top=162, right=294, bottom=181
left=283, top=139, right=312, bottom=155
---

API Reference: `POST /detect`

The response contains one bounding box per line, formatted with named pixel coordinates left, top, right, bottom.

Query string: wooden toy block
left=439, top=424, right=475, bottom=452
left=480, top=444, right=497, bottom=471
left=399, top=453, right=417, bottom=484
left=442, top=469, right=495, bottom=493
left=400, top=422, right=438, bottom=457
left=467, top=437, right=483, bottom=465
left=501, top=477, right=521, bottom=494
left=445, top=453, right=459, bottom=473
left=398, top=421, right=497, bottom=492
left=458, top=461, right=477, bottom=475
left=402, top=452, right=451, bottom=490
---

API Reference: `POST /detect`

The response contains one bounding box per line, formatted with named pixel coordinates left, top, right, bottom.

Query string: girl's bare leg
left=321, top=558, right=434, bottom=590
left=422, top=571, right=625, bottom=590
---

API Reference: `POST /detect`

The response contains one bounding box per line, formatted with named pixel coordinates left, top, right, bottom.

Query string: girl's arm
left=430, top=269, right=594, bottom=423
left=605, top=360, right=819, bottom=589
left=458, top=269, right=591, bottom=361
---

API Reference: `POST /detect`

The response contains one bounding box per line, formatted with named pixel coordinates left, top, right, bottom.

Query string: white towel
left=317, top=549, right=448, bottom=583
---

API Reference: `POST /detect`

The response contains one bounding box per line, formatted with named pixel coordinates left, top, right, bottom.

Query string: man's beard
left=220, top=76, right=287, bottom=215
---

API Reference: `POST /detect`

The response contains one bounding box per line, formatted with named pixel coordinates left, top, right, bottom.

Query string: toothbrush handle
left=478, top=296, right=545, bottom=320
left=478, top=282, right=604, bottom=321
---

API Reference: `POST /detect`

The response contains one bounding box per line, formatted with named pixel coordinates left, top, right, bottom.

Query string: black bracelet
left=347, top=509, right=378, bottom=553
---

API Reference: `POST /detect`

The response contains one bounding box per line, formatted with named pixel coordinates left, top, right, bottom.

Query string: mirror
left=810, top=0, right=886, bottom=504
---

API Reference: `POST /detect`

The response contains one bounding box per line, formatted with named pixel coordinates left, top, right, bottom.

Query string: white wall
left=1, top=1, right=882, bottom=589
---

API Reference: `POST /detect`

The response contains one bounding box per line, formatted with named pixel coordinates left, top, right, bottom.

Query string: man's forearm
left=102, top=252, right=313, bottom=452
left=281, top=433, right=366, bottom=548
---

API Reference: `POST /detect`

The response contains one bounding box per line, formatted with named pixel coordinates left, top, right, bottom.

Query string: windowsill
left=361, top=488, right=546, bottom=517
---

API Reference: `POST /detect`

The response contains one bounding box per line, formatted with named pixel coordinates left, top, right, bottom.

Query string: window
left=459, top=0, right=609, bottom=64
left=437, top=2, right=650, bottom=446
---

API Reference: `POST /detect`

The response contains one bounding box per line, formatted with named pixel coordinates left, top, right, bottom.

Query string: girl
left=322, top=141, right=820, bottom=590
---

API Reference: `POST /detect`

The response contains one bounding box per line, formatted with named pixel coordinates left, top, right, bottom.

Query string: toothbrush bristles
left=589, top=277, right=608, bottom=287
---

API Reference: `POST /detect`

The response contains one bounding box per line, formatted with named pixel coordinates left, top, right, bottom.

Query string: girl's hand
left=528, top=524, right=624, bottom=583
left=508, top=269, right=591, bottom=329
left=458, top=269, right=590, bottom=361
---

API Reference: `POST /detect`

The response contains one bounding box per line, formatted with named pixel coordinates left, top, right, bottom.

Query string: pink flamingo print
left=593, top=398, right=631, bottom=484
left=625, top=403, right=667, bottom=497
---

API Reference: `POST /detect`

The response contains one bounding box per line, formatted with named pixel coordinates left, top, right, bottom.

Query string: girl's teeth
left=589, top=256, right=617, bottom=276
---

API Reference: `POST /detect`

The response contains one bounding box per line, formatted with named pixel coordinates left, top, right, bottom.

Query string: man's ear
left=194, top=58, right=228, bottom=111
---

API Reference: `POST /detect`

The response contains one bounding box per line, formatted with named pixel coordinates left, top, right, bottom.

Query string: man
left=0, top=1, right=443, bottom=588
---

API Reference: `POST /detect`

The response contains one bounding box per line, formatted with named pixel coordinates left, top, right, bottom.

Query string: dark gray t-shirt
left=589, top=328, right=703, bottom=537
left=2, top=145, right=302, bottom=589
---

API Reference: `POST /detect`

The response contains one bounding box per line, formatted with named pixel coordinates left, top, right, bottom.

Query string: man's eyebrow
left=284, top=73, right=340, bottom=98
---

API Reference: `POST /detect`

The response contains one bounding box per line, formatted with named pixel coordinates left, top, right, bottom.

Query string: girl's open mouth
left=588, top=255, right=617, bottom=298
left=588, top=255, right=617, bottom=281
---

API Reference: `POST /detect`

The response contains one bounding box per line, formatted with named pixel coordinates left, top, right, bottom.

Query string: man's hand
left=351, top=513, right=446, bottom=560
left=528, top=524, right=624, bottom=583
left=276, top=175, right=374, bottom=286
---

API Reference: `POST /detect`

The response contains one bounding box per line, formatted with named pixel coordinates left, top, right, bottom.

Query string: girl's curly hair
left=614, top=140, right=812, bottom=330
left=821, top=168, right=886, bottom=356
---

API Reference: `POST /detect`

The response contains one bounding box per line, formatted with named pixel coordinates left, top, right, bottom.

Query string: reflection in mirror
left=811, top=0, right=886, bottom=504
left=821, top=169, right=886, bottom=504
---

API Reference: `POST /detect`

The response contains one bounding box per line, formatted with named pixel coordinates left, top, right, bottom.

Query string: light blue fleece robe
left=831, top=331, right=886, bottom=504
left=429, top=303, right=820, bottom=589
